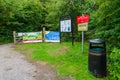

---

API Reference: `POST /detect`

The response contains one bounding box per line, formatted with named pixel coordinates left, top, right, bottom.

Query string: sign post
left=76, top=14, right=89, bottom=53
left=82, top=31, right=84, bottom=53
left=43, top=27, right=45, bottom=42
left=13, top=31, right=16, bottom=44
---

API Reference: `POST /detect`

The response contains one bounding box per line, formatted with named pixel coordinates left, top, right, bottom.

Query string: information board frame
left=59, top=15, right=74, bottom=46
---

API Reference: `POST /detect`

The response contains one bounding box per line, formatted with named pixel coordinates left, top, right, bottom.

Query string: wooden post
left=43, top=27, right=45, bottom=42
left=13, top=31, right=16, bottom=44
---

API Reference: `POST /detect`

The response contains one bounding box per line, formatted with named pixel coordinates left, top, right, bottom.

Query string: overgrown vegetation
left=88, top=0, right=120, bottom=49
left=0, top=0, right=43, bottom=43
left=108, top=48, right=120, bottom=80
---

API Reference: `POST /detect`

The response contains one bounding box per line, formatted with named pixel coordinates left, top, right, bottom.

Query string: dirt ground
left=0, top=44, right=57, bottom=80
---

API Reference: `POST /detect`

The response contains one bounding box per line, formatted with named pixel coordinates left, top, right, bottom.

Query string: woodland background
left=0, top=0, right=119, bottom=48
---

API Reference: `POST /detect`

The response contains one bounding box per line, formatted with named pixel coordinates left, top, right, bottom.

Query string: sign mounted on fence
left=22, top=32, right=42, bottom=43
left=45, top=31, right=60, bottom=42
left=18, top=33, right=23, bottom=37
left=14, top=30, right=60, bottom=44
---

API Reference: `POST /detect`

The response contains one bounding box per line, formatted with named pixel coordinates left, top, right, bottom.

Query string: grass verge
left=15, top=42, right=107, bottom=80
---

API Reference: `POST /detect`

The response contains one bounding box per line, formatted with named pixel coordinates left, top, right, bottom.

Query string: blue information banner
left=45, top=31, right=60, bottom=42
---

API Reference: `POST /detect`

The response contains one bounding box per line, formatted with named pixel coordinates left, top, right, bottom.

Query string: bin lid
left=90, top=39, right=105, bottom=44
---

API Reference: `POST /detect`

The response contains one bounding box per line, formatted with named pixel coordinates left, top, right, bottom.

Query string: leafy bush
left=108, top=48, right=120, bottom=79
left=87, top=1, right=120, bottom=49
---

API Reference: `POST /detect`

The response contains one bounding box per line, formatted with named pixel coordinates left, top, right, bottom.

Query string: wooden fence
left=13, top=28, right=60, bottom=44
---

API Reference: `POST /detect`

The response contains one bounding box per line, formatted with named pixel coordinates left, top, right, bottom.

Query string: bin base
left=88, top=52, right=106, bottom=78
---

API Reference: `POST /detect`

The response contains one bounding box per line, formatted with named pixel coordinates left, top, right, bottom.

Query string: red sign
left=76, top=14, right=89, bottom=24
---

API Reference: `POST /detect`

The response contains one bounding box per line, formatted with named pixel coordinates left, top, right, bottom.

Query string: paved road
left=0, top=44, right=57, bottom=80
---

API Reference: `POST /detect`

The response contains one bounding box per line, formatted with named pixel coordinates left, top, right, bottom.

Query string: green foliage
left=0, top=0, right=43, bottom=43
left=88, top=0, right=120, bottom=49
left=45, top=0, right=64, bottom=30
left=108, top=48, right=120, bottom=80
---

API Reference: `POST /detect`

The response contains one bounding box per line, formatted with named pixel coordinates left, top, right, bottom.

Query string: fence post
left=13, top=31, right=16, bottom=44
left=43, top=27, right=45, bottom=42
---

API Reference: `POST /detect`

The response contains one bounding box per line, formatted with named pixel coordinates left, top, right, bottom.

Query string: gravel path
left=0, top=44, right=57, bottom=80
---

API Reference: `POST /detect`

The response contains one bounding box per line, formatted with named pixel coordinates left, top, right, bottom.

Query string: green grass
left=15, top=42, right=107, bottom=80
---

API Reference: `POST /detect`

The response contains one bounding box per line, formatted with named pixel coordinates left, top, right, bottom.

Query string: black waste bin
left=88, top=39, right=106, bottom=78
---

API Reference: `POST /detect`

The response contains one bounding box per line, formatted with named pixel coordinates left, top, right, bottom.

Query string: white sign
left=60, top=20, right=71, bottom=32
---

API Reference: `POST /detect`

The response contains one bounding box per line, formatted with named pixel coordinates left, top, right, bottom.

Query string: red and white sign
left=76, top=14, right=89, bottom=24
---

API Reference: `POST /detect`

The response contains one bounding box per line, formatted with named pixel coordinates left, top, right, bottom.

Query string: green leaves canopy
left=0, top=0, right=43, bottom=43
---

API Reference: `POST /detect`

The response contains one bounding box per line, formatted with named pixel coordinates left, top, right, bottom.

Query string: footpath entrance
left=0, top=44, right=57, bottom=80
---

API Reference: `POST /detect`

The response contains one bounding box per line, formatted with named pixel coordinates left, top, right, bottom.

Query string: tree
left=88, top=0, right=120, bottom=48
left=0, top=0, right=43, bottom=43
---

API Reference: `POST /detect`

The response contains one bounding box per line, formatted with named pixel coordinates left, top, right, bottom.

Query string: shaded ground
left=0, top=44, right=57, bottom=80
